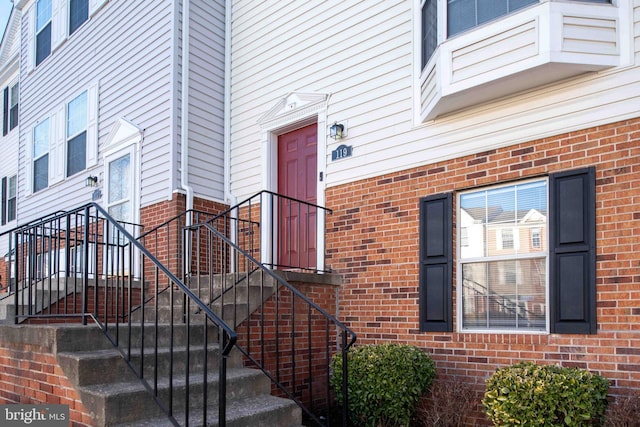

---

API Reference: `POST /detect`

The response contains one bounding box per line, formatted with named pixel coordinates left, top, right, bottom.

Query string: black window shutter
left=549, top=167, right=596, bottom=334
left=2, top=87, right=8, bottom=136
left=419, top=193, right=453, bottom=332
left=1, top=177, right=6, bottom=225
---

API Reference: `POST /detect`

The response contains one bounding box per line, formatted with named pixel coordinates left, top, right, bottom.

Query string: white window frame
left=25, top=83, right=97, bottom=196
left=32, top=118, right=51, bottom=193
left=35, top=0, right=53, bottom=66
left=26, top=0, right=110, bottom=71
left=6, top=175, right=16, bottom=223
left=9, top=82, right=18, bottom=131
left=456, top=178, right=549, bottom=333
left=66, top=89, right=88, bottom=177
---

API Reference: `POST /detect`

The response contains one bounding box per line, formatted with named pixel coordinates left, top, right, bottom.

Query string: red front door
left=277, top=123, right=317, bottom=269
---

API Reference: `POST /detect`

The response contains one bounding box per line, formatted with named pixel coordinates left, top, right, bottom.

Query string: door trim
left=258, top=93, right=330, bottom=270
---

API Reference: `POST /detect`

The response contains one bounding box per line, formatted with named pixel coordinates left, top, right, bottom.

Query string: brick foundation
left=0, top=332, right=93, bottom=427
left=326, top=117, right=640, bottom=424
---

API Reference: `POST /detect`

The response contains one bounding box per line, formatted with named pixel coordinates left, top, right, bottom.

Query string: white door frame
left=257, top=93, right=329, bottom=271
left=102, top=119, right=142, bottom=277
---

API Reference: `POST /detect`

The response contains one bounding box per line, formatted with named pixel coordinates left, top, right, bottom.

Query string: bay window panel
left=421, top=0, right=438, bottom=67
left=477, top=0, right=507, bottom=26
left=447, top=0, right=475, bottom=36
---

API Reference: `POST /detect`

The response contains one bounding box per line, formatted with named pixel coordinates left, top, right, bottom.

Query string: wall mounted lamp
left=86, top=176, right=98, bottom=187
left=329, top=122, right=344, bottom=140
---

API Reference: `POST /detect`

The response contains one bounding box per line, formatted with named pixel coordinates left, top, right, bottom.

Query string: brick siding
left=326, top=117, right=640, bottom=424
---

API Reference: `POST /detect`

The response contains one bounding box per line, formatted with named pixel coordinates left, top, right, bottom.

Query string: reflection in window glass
left=108, top=154, right=130, bottom=204
left=459, top=179, right=547, bottom=331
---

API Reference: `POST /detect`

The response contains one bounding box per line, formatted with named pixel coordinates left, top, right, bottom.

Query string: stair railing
left=10, top=203, right=237, bottom=426
left=206, top=190, right=333, bottom=273
left=184, top=219, right=357, bottom=427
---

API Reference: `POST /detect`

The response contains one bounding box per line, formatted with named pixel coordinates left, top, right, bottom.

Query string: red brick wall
left=236, top=278, right=340, bottom=415
left=0, top=343, right=93, bottom=426
left=326, top=117, right=640, bottom=424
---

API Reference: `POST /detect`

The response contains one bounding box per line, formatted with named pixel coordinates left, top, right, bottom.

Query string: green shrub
left=483, top=362, right=609, bottom=426
left=330, top=343, right=436, bottom=427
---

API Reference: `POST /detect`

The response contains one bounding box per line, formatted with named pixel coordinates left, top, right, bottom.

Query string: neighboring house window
left=460, top=227, right=468, bottom=247
left=419, top=167, right=596, bottom=335
left=3, top=82, right=19, bottom=136
left=36, top=0, right=53, bottom=66
left=69, top=0, right=89, bottom=35
left=531, top=227, right=541, bottom=249
left=66, top=90, right=87, bottom=177
left=500, top=228, right=514, bottom=250
left=1, top=175, right=16, bottom=225
left=33, top=119, right=50, bottom=192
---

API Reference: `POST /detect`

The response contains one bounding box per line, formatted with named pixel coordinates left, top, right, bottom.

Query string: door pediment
left=259, top=92, right=329, bottom=131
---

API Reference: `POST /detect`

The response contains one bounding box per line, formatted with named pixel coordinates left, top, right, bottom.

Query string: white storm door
left=105, top=146, right=139, bottom=277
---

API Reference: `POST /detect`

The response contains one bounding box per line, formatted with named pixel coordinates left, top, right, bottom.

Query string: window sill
left=418, top=0, right=629, bottom=121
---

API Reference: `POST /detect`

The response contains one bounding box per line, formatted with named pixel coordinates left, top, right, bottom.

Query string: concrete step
left=58, top=345, right=244, bottom=387
left=101, top=322, right=222, bottom=349
left=78, top=368, right=271, bottom=426
left=115, top=395, right=302, bottom=427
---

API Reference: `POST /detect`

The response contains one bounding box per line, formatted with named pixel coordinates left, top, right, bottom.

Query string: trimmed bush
left=483, top=362, right=609, bottom=426
left=330, top=343, right=436, bottom=427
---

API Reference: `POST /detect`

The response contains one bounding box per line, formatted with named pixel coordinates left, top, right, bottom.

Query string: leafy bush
left=416, top=379, right=478, bottom=427
left=483, top=362, right=609, bottom=426
left=330, top=343, right=436, bottom=427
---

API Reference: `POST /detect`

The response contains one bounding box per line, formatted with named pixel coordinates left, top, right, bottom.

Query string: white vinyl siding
left=18, top=0, right=174, bottom=222
left=186, top=0, right=226, bottom=201
left=229, top=0, right=638, bottom=197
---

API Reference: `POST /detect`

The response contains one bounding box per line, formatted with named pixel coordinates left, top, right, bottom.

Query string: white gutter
left=180, top=0, right=194, bottom=216
left=223, top=0, right=234, bottom=205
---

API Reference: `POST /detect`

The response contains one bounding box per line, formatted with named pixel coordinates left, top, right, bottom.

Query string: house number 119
left=331, top=144, right=353, bottom=161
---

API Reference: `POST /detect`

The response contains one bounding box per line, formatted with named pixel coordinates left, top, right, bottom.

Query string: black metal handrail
left=185, top=219, right=356, bottom=427
left=9, top=203, right=237, bottom=426
left=207, top=190, right=333, bottom=273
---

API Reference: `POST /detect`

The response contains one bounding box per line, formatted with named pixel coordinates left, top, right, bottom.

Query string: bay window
left=417, top=0, right=626, bottom=121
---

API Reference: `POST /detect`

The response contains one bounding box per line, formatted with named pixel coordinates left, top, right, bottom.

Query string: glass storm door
left=105, top=150, right=137, bottom=276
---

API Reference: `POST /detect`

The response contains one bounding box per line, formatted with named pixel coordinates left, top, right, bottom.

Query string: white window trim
left=456, top=178, right=550, bottom=334
left=26, top=0, right=109, bottom=72
left=25, top=83, right=98, bottom=195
